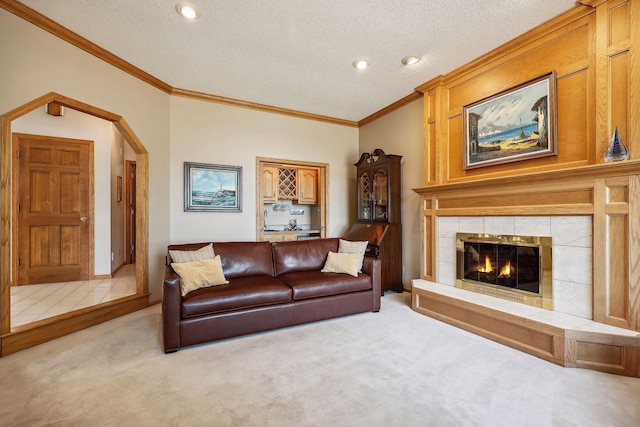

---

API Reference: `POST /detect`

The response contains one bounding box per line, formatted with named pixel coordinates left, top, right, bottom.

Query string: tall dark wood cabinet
left=346, top=149, right=403, bottom=293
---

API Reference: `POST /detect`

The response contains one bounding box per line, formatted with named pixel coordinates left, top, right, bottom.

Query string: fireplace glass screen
left=462, top=241, right=540, bottom=294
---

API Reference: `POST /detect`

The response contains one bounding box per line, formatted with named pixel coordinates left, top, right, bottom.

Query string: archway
left=1, top=92, right=150, bottom=355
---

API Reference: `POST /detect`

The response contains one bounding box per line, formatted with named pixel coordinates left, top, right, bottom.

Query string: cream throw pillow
left=171, top=255, right=229, bottom=296
left=321, top=251, right=361, bottom=277
left=338, top=239, right=368, bottom=271
left=169, top=243, right=214, bottom=264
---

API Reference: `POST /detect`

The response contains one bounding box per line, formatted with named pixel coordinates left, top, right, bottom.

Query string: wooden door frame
left=12, top=133, right=95, bottom=285
left=0, top=92, right=150, bottom=356
left=125, top=160, right=136, bottom=264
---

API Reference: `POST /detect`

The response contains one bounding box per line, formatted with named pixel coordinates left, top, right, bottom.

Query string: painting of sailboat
left=184, top=162, right=242, bottom=212
left=463, top=71, right=557, bottom=169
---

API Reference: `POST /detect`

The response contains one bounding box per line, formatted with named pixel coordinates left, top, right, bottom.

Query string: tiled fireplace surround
left=412, top=163, right=640, bottom=377
left=437, top=216, right=592, bottom=319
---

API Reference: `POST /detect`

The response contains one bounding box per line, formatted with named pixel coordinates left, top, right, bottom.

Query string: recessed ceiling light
left=353, top=59, right=370, bottom=70
left=401, top=55, right=422, bottom=66
left=176, top=1, right=201, bottom=20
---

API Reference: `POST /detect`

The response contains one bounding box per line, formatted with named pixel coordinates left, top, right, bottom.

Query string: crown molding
left=171, top=88, right=358, bottom=127
left=358, top=91, right=423, bottom=127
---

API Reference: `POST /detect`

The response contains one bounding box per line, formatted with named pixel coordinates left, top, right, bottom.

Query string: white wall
left=1, top=9, right=171, bottom=300
left=358, top=98, right=425, bottom=288
left=12, top=107, right=113, bottom=276
left=169, top=96, right=359, bottom=242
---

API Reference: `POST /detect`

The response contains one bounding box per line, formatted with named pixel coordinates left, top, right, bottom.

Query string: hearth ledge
left=411, top=279, right=640, bottom=377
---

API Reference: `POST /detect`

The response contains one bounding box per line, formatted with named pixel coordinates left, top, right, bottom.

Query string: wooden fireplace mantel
left=411, top=161, right=640, bottom=376
left=413, top=161, right=640, bottom=216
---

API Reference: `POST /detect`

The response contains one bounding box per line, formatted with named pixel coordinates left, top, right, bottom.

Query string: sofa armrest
left=162, top=265, right=182, bottom=353
left=362, top=256, right=381, bottom=311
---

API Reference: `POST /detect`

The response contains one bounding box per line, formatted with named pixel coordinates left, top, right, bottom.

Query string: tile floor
left=10, top=263, right=137, bottom=330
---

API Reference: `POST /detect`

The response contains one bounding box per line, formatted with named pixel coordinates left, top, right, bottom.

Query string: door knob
left=80, top=216, right=88, bottom=222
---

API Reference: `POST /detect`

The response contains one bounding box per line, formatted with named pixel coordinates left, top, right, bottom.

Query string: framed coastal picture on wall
left=184, top=162, right=242, bottom=212
left=462, top=71, right=558, bottom=169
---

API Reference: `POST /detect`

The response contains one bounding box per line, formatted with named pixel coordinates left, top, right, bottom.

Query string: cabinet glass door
left=358, top=172, right=371, bottom=220
left=373, top=168, right=388, bottom=220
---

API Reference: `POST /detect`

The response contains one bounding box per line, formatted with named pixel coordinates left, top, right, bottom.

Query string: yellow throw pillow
left=169, top=243, right=215, bottom=264
left=171, top=255, right=229, bottom=296
left=338, top=239, right=368, bottom=272
left=321, top=251, right=361, bottom=277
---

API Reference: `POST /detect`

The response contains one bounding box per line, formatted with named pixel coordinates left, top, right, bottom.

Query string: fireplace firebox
left=456, top=233, right=552, bottom=309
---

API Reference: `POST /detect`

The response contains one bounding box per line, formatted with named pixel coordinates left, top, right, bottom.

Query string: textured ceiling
left=19, top=0, right=578, bottom=122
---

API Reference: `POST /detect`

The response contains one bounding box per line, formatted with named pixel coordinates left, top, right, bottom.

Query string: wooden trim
left=1, top=116, right=11, bottom=336
left=0, top=92, right=150, bottom=354
left=46, top=102, right=63, bottom=117
left=125, top=160, right=136, bottom=264
left=630, top=176, right=640, bottom=331
left=357, top=91, right=423, bottom=127
left=580, top=0, right=611, bottom=8
left=171, top=88, right=358, bottom=127
left=0, top=294, right=150, bottom=356
left=413, top=282, right=640, bottom=377
left=134, top=153, right=149, bottom=295
left=412, top=161, right=640, bottom=196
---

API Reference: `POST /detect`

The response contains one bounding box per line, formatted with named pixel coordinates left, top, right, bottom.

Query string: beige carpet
left=1, top=292, right=639, bottom=426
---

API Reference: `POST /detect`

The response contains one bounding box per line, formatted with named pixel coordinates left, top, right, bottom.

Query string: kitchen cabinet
left=277, top=167, right=297, bottom=200
left=297, top=168, right=317, bottom=204
left=263, top=165, right=318, bottom=204
left=262, top=165, right=278, bottom=203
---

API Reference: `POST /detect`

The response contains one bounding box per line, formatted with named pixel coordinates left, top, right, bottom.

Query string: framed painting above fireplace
left=462, top=71, right=558, bottom=169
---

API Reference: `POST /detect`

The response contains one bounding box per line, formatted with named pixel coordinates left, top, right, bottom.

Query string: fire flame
left=478, top=255, right=492, bottom=273
left=476, top=256, right=513, bottom=278
left=500, top=261, right=512, bottom=277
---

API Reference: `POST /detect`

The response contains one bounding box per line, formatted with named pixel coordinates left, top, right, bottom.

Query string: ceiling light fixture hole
left=401, top=55, right=422, bottom=66
left=176, top=2, right=201, bottom=20
left=353, top=59, right=370, bottom=70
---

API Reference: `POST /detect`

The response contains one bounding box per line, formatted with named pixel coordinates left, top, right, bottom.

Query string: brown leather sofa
left=162, top=238, right=381, bottom=352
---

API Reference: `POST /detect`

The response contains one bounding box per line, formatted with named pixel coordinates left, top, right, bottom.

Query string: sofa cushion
left=277, top=270, right=372, bottom=300
left=171, top=256, right=229, bottom=296
left=272, top=238, right=340, bottom=276
left=213, top=241, right=274, bottom=279
left=338, top=239, right=368, bottom=271
left=321, top=251, right=361, bottom=277
left=181, top=275, right=292, bottom=318
left=169, top=243, right=214, bottom=264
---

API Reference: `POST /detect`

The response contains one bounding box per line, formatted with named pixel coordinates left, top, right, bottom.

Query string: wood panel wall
left=417, top=0, right=638, bottom=186
left=413, top=0, right=640, bottom=332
